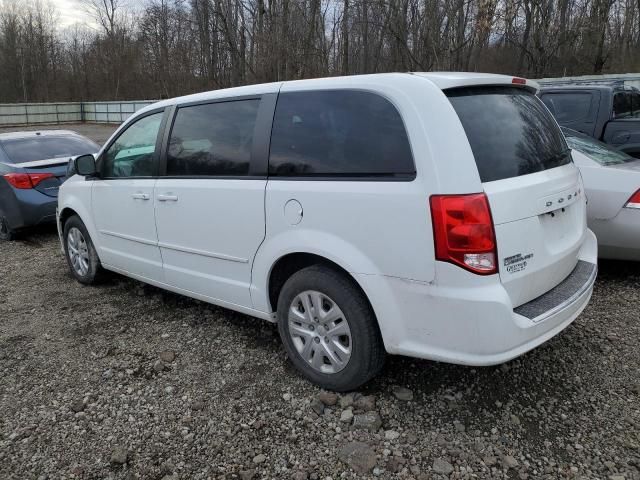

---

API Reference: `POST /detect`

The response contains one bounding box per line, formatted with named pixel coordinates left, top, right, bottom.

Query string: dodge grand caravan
left=58, top=73, right=597, bottom=391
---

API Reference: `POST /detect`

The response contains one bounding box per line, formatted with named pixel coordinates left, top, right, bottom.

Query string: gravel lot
left=1, top=125, right=639, bottom=479
left=0, top=230, right=639, bottom=480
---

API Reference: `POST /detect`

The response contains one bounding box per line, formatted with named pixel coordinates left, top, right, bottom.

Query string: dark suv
left=539, top=84, right=640, bottom=158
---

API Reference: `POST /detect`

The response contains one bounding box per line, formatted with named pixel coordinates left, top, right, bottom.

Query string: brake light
left=3, top=172, right=54, bottom=189
left=430, top=193, right=498, bottom=275
left=625, top=189, right=640, bottom=209
left=512, top=77, right=527, bottom=85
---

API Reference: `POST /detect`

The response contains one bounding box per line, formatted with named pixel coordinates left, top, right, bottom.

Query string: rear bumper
left=589, top=209, right=640, bottom=261
left=357, top=229, right=598, bottom=366
left=1, top=188, right=57, bottom=230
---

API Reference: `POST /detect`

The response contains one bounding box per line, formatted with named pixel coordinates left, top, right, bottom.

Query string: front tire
left=63, top=215, right=102, bottom=284
left=277, top=265, right=385, bottom=391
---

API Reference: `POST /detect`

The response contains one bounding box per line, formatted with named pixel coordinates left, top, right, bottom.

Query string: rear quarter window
left=447, top=86, right=570, bottom=183
left=269, top=90, right=415, bottom=178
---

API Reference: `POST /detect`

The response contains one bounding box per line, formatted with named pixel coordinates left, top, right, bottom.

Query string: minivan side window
left=269, top=90, right=415, bottom=177
left=167, top=99, right=260, bottom=177
left=102, top=112, right=163, bottom=178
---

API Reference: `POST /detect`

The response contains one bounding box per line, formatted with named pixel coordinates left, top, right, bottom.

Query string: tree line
left=0, top=0, right=639, bottom=103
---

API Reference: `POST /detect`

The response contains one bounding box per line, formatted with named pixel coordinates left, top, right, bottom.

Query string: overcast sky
left=53, top=0, right=93, bottom=27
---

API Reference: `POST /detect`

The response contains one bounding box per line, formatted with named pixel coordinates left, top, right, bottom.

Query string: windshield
left=563, top=132, right=635, bottom=165
left=0, top=135, right=99, bottom=164
left=447, top=86, right=570, bottom=182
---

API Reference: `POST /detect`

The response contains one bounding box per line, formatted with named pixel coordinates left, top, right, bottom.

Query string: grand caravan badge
left=503, top=252, right=534, bottom=274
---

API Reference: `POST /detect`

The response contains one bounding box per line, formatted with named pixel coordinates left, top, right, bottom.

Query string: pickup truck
left=538, top=85, right=640, bottom=158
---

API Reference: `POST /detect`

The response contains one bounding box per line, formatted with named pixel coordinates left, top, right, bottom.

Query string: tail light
left=3, top=172, right=54, bottom=189
left=430, top=193, right=498, bottom=275
left=625, top=189, right=640, bottom=209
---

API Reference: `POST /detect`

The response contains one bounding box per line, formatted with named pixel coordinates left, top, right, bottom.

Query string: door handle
left=157, top=194, right=178, bottom=202
left=132, top=193, right=150, bottom=200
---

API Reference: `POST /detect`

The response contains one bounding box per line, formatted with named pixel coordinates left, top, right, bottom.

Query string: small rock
left=318, top=391, right=338, bottom=406
left=283, top=393, right=292, bottom=401
left=153, top=360, right=165, bottom=373
left=340, top=409, right=354, bottom=423
left=392, top=386, right=413, bottom=401
left=510, top=414, right=521, bottom=425
left=503, top=455, right=519, bottom=469
left=387, top=456, right=404, bottom=473
left=353, top=395, right=376, bottom=412
left=483, top=456, right=497, bottom=466
left=159, top=350, right=176, bottom=362
left=338, top=441, right=377, bottom=473
left=292, top=472, right=308, bottom=480
left=191, top=400, right=205, bottom=411
left=339, top=393, right=355, bottom=408
left=432, top=458, right=454, bottom=475
left=384, top=430, right=400, bottom=440
left=110, top=447, right=128, bottom=465
left=70, top=399, right=85, bottom=413
left=253, top=454, right=266, bottom=464
left=352, top=411, right=382, bottom=432
left=239, top=469, right=255, bottom=480
left=310, top=397, right=325, bottom=416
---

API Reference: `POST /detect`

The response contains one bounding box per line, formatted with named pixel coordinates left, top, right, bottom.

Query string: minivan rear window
left=447, top=87, right=570, bottom=183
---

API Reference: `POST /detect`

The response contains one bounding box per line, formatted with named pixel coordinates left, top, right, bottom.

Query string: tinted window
left=269, top=90, right=414, bottom=177
left=613, top=92, right=632, bottom=118
left=447, top=87, right=570, bottom=183
left=564, top=130, right=635, bottom=165
left=167, top=100, right=259, bottom=176
left=1, top=135, right=99, bottom=164
left=632, top=92, right=640, bottom=118
left=540, top=92, right=592, bottom=123
left=103, top=112, right=163, bottom=178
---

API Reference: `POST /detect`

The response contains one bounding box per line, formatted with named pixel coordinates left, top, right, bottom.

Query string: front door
left=154, top=97, right=269, bottom=309
left=92, top=110, right=165, bottom=280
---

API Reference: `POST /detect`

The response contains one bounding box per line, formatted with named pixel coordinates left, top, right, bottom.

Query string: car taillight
left=3, top=172, right=54, bottom=189
left=625, top=189, right=640, bottom=209
left=430, top=193, right=498, bottom=275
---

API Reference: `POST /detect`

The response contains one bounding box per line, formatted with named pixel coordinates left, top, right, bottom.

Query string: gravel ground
left=1, top=231, right=639, bottom=480
left=0, top=123, right=118, bottom=144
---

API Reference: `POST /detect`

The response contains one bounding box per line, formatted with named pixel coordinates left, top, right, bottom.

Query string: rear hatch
left=447, top=86, right=587, bottom=307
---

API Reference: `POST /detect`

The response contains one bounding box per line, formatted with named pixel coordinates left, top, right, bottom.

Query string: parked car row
left=0, top=73, right=636, bottom=391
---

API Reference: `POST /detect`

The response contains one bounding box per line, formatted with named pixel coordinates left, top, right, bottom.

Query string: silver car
left=563, top=127, right=640, bottom=260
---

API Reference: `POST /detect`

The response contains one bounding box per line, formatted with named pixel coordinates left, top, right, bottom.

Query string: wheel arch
left=265, top=253, right=384, bottom=339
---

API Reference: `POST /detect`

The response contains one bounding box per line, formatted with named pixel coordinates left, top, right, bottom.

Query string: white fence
left=0, top=100, right=157, bottom=127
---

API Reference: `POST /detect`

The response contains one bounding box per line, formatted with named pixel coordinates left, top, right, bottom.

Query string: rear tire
left=277, top=265, right=385, bottom=392
left=63, top=215, right=103, bottom=284
left=0, top=214, right=15, bottom=241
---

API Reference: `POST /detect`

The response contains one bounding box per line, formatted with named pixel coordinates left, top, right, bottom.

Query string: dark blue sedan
left=0, top=130, right=99, bottom=240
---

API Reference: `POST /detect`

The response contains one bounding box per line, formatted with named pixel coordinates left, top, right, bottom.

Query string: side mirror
left=74, top=154, right=97, bottom=177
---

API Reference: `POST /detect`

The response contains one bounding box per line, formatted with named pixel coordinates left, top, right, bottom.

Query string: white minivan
left=58, top=73, right=598, bottom=391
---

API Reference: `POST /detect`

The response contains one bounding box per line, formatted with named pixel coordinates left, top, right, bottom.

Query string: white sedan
left=564, top=127, right=640, bottom=260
